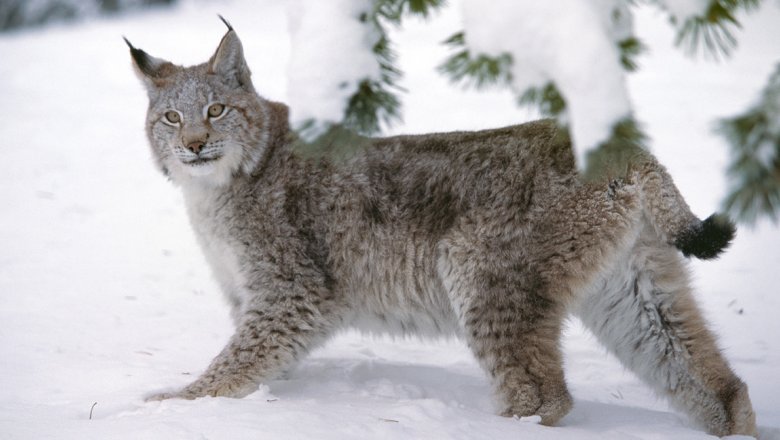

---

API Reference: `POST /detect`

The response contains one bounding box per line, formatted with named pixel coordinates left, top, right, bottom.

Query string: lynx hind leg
left=147, top=287, right=345, bottom=401
left=573, top=232, right=757, bottom=437
left=433, top=180, right=645, bottom=424
left=438, top=241, right=573, bottom=425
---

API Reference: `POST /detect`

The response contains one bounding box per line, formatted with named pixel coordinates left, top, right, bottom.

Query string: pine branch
left=302, top=0, right=450, bottom=146
left=582, top=117, right=650, bottom=181
left=335, top=5, right=406, bottom=137
left=619, top=37, right=647, bottom=72
left=343, top=78, right=403, bottom=134
left=375, top=0, right=447, bottom=23
left=293, top=123, right=374, bottom=162
left=718, top=63, right=780, bottom=224
left=517, top=83, right=567, bottom=117
left=673, top=0, right=762, bottom=60
left=437, top=32, right=512, bottom=89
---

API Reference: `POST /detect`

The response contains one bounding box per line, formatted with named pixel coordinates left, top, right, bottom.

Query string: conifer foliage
left=324, top=0, right=446, bottom=136
left=671, top=0, right=762, bottom=59
left=718, top=64, right=780, bottom=224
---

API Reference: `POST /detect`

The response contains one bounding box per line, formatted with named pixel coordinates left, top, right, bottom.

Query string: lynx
left=126, top=19, right=757, bottom=437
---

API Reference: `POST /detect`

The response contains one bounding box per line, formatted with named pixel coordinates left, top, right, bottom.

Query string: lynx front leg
left=147, top=288, right=345, bottom=401
left=439, top=245, right=572, bottom=425
left=573, top=235, right=757, bottom=437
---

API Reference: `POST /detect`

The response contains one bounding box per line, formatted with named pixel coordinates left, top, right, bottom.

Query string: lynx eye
left=164, top=111, right=181, bottom=124
left=207, top=103, right=225, bottom=118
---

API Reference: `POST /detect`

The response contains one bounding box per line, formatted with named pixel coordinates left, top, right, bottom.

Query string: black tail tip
left=675, top=214, right=736, bottom=260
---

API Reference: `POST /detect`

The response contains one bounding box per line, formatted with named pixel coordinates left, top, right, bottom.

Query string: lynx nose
left=186, top=141, right=205, bottom=155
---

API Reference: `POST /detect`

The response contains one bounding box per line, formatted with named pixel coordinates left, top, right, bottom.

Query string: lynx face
left=145, top=70, right=253, bottom=183
left=127, top=29, right=268, bottom=186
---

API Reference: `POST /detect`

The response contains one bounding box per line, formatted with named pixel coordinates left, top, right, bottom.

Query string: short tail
left=628, top=156, right=736, bottom=261
left=674, top=214, right=736, bottom=260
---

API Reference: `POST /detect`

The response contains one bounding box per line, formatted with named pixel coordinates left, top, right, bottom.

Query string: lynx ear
left=208, top=17, right=253, bottom=90
left=124, top=37, right=176, bottom=88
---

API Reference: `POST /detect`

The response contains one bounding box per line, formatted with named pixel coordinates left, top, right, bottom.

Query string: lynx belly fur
left=126, top=21, right=757, bottom=437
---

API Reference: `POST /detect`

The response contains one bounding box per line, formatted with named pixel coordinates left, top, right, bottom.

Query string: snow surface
left=1, top=1, right=779, bottom=439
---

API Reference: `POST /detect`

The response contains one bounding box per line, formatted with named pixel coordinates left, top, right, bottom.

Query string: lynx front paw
left=144, top=388, right=201, bottom=402
left=145, top=376, right=259, bottom=402
left=501, top=397, right=572, bottom=426
left=144, top=390, right=180, bottom=402
left=499, top=382, right=573, bottom=426
left=534, top=392, right=573, bottom=426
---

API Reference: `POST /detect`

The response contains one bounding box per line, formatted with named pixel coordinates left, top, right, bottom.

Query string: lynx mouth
left=183, top=156, right=222, bottom=167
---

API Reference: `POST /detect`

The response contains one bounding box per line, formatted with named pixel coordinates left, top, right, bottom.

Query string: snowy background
left=1, top=1, right=779, bottom=438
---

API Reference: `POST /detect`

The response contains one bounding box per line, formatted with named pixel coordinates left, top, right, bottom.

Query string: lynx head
left=126, top=18, right=274, bottom=186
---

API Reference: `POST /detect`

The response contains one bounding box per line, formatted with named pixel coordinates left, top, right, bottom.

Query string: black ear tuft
left=217, top=14, right=233, bottom=32
left=124, top=36, right=176, bottom=85
left=124, top=37, right=154, bottom=74
left=675, top=214, right=736, bottom=260
left=130, top=48, right=158, bottom=77
left=208, top=22, right=253, bottom=91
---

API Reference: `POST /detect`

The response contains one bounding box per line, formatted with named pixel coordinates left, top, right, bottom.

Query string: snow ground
left=0, top=1, right=779, bottom=439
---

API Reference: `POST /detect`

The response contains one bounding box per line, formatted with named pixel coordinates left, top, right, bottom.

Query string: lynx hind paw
left=145, top=377, right=260, bottom=402
left=675, top=213, right=736, bottom=260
